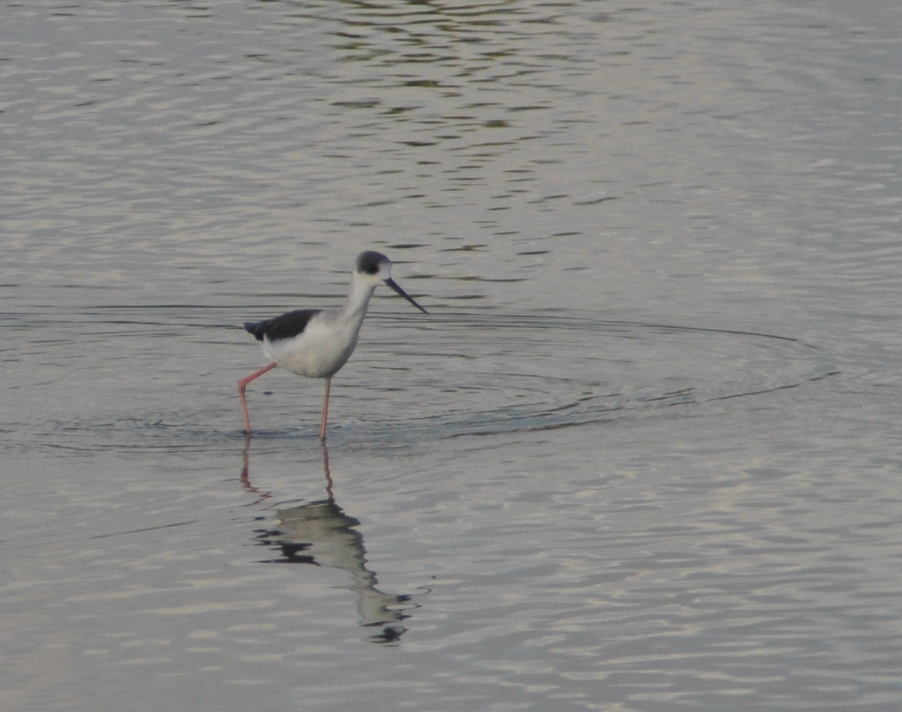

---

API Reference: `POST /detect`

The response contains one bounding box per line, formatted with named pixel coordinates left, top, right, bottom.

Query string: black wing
left=244, top=309, right=322, bottom=343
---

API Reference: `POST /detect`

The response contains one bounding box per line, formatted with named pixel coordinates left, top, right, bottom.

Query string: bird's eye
left=365, top=264, right=379, bottom=275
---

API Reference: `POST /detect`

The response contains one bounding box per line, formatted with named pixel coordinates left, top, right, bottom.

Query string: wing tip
left=244, top=321, right=265, bottom=341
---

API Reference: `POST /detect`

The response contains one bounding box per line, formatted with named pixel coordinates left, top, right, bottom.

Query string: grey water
left=2, top=1, right=902, bottom=710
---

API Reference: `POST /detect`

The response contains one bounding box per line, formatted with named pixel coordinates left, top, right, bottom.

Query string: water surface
left=2, top=1, right=902, bottom=710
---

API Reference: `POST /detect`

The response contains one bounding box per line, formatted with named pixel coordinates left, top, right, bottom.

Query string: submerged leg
left=238, top=361, right=278, bottom=433
left=319, top=377, right=332, bottom=441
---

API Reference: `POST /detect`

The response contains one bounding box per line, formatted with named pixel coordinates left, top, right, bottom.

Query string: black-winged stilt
left=238, top=251, right=427, bottom=439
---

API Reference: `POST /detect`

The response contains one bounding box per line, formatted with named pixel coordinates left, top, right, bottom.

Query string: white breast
left=263, top=316, right=361, bottom=379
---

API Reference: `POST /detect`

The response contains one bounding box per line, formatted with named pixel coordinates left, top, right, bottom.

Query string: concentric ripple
left=336, top=311, right=839, bottom=443
left=6, top=307, right=839, bottom=453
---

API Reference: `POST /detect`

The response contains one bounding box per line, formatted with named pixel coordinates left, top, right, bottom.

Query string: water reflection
left=241, top=439, right=416, bottom=644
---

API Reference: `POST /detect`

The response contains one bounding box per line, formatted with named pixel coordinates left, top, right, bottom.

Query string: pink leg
left=238, top=361, right=278, bottom=433
left=319, top=378, right=332, bottom=440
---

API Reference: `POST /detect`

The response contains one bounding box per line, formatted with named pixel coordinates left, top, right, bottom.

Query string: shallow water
left=2, top=1, right=902, bottom=710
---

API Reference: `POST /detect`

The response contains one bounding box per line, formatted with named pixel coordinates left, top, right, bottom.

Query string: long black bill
left=385, top=277, right=428, bottom=314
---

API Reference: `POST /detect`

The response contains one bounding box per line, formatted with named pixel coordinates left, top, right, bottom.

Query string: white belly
left=263, top=319, right=360, bottom=379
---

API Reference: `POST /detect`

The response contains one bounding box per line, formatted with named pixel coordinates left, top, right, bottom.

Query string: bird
left=238, top=250, right=428, bottom=439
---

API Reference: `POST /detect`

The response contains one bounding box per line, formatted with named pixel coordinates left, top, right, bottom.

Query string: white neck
left=341, top=274, right=378, bottom=324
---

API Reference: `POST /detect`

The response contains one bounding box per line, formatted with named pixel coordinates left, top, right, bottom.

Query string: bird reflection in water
left=241, top=438, right=417, bottom=644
